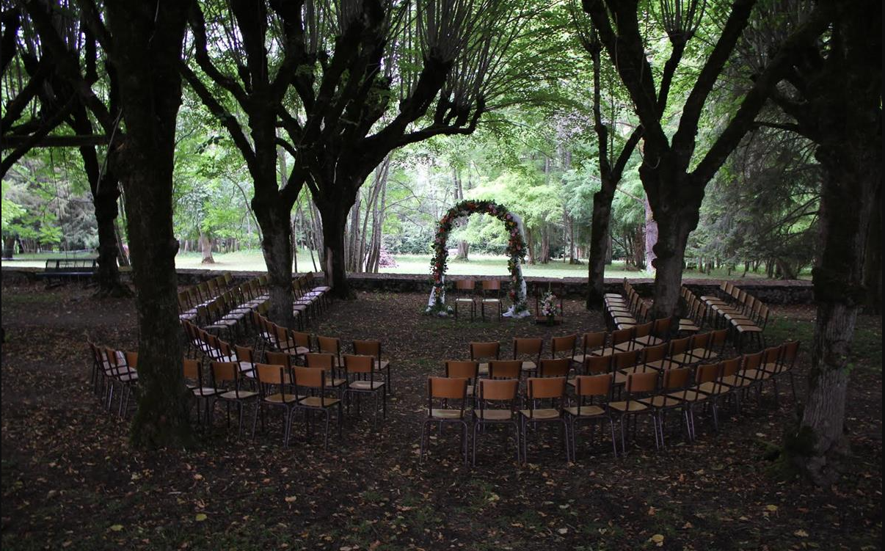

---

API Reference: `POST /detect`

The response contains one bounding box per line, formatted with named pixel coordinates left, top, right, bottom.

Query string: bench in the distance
left=36, top=258, right=98, bottom=286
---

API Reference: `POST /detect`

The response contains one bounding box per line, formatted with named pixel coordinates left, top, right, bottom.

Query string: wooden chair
left=454, top=279, right=477, bottom=320
left=211, top=361, right=260, bottom=437
left=565, top=373, right=618, bottom=459
left=353, top=340, right=392, bottom=395
left=254, top=362, right=300, bottom=446
left=445, top=360, right=480, bottom=403
left=513, top=337, right=543, bottom=373
left=470, top=341, right=500, bottom=376
left=420, top=377, right=470, bottom=465
left=609, top=371, right=660, bottom=454
left=343, top=354, right=386, bottom=423
left=472, top=379, right=521, bottom=465
left=487, top=360, right=523, bottom=380
left=480, top=279, right=503, bottom=321
left=520, top=377, right=570, bottom=463
left=291, top=366, right=343, bottom=449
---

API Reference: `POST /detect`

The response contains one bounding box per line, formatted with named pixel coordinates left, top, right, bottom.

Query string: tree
left=570, top=4, right=642, bottom=308
left=749, top=0, right=881, bottom=485
left=583, top=0, right=831, bottom=319
left=22, top=0, right=194, bottom=447
left=1, top=1, right=129, bottom=295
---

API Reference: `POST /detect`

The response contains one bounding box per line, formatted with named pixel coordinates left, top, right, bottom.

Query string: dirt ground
left=1, top=281, right=881, bottom=550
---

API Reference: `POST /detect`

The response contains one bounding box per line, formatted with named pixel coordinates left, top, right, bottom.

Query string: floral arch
left=425, top=200, right=531, bottom=317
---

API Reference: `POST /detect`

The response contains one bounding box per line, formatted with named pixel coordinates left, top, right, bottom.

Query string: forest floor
left=1, top=283, right=879, bottom=550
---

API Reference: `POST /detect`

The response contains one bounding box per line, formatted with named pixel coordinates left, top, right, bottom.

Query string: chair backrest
left=183, top=358, right=200, bottom=380
left=611, top=328, right=633, bottom=347
left=625, top=371, right=657, bottom=394
left=690, top=332, right=711, bottom=351
left=710, top=329, right=728, bottom=349
left=526, top=376, right=566, bottom=400
left=668, top=337, right=690, bottom=356
left=762, top=346, right=781, bottom=366
left=742, top=351, right=763, bottom=374
left=317, top=336, right=340, bottom=356
left=614, top=349, right=641, bottom=371
left=235, top=345, right=254, bottom=363
left=538, top=358, right=571, bottom=378
left=642, top=343, right=668, bottom=365
left=292, top=331, right=312, bottom=350
left=513, top=337, right=543, bottom=357
left=353, top=339, right=381, bottom=359
left=634, top=322, right=653, bottom=339
left=256, top=362, right=290, bottom=386
left=695, top=363, right=721, bottom=384
left=477, top=378, right=518, bottom=402
left=265, top=351, right=292, bottom=368
left=429, top=376, right=467, bottom=400
left=211, top=361, right=238, bottom=384
left=292, top=366, right=326, bottom=392
left=124, top=351, right=138, bottom=369
left=445, top=360, right=479, bottom=381
left=720, top=357, right=741, bottom=378
left=470, top=341, right=500, bottom=361
left=551, top=334, right=577, bottom=358
left=652, top=316, right=672, bottom=338
left=574, top=374, right=612, bottom=398
left=662, top=367, right=690, bottom=390
left=455, top=279, right=475, bottom=291
left=305, top=353, right=335, bottom=371
left=583, top=354, right=613, bottom=375
left=581, top=331, right=606, bottom=353
left=482, top=279, right=502, bottom=291
left=344, top=354, right=375, bottom=374
left=780, top=340, right=800, bottom=368
left=488, top=360, right=522, bottom=379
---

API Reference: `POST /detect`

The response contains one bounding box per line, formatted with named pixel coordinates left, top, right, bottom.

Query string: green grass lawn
left=1, top=249, right=809, bottom=279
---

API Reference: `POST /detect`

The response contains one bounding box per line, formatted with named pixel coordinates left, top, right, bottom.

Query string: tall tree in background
left=570, top=6, right=641, bottom=309
left=583, top=0, right=831, bottom=319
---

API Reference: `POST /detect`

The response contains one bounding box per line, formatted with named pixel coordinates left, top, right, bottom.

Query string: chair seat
left=608, top=401, right=648, bottom=413
left=455, top=297, right=475, bottom=302
left=299, top=396, right=341, bottom=408
left=219, top=390, right=259, bottom=400
left=697, top=381, right=728, bottom=395
left=671, top=390, right=707, bottom=402
left=375, top=359, right=391, bottom=371
left=265, top=392, right=301, bottom=404
left=634, top=335, right=665, bottom=346
left=519, top=408, right=561, bottom=420
left=475, top=409, right=515, bottom=421
left=482, top=298, right=501, bottom=303
left=564, top=405, right=605, bottom=418
left=520, top=361, right=537, bottom=372
left=478, top=363, right=490, bottom=376
left=735, top=324, right=762, bottom=333
left=326, top=377, right=347, bottom=388
left=431, top=408, right=465, bottom=419
left=191, top=386, right=221, bottom=397
left=349, top=380, right=385, bottom=390
left=641, top=395, right=684, bottom=408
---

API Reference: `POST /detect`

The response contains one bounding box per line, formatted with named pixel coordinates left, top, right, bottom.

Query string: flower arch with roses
left=425, top=200, right=530, bottom=317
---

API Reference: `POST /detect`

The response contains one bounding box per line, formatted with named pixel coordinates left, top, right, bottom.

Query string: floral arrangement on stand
left=425, top=200, right=529, bottom=317
left=540, top=291, right=559, bottom=320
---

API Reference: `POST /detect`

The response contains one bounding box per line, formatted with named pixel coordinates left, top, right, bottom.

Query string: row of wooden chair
left=453, top=279, right=504, bottom=321
left=87, top=342, right=139, bottom=417
left=700, top=282, right=770, bottom=350
left=421, top=339, right=800, bottom=465
left=603, top=279, right=648, bottom=330
left=178, top=272, right=243, bottom=321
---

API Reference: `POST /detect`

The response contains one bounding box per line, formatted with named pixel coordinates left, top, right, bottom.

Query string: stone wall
left=1, top=266, right=814, bottom=304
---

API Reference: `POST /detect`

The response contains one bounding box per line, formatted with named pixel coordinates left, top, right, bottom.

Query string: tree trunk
left=291, top=215, right=299, bottom=274
left=649, top=206, right=698, bottom=320
left=106, top=0, right=192, bottom=449
left=644, top=195, right=657, bottom=274
left=319, top=202, right=353, bottom=299
left=256, top=203, right=296, bottom=327
left=525, top=227, right=536, bottom=265
left=2, top=236, right=14, bottom=258
left=862, top=186, right=881, bottom=314
left=539, top=225, right=550, bottom=264
left=199, top=231, right=215, bottom=264
left=456, top=240, right=469, bottom=260
left=586, top=187, right=615, bottom=309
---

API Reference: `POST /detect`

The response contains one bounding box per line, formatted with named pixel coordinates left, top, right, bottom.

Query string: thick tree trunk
left=586, top=187, right=615, bottom=309
left=256, top=204, right=296, bottom=327
left=199, top=231, right=215, bottom=264
left=456, top=240, right=469, bottom=260
left=106, top=0, right=192, bottom=449
left=319, top=202, right=353, bottom=299
left=649, top=206, right=698, bottom=320
left=2, top=236, right=14, bottom=258
left=862, top=187, right=881, bottom=313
